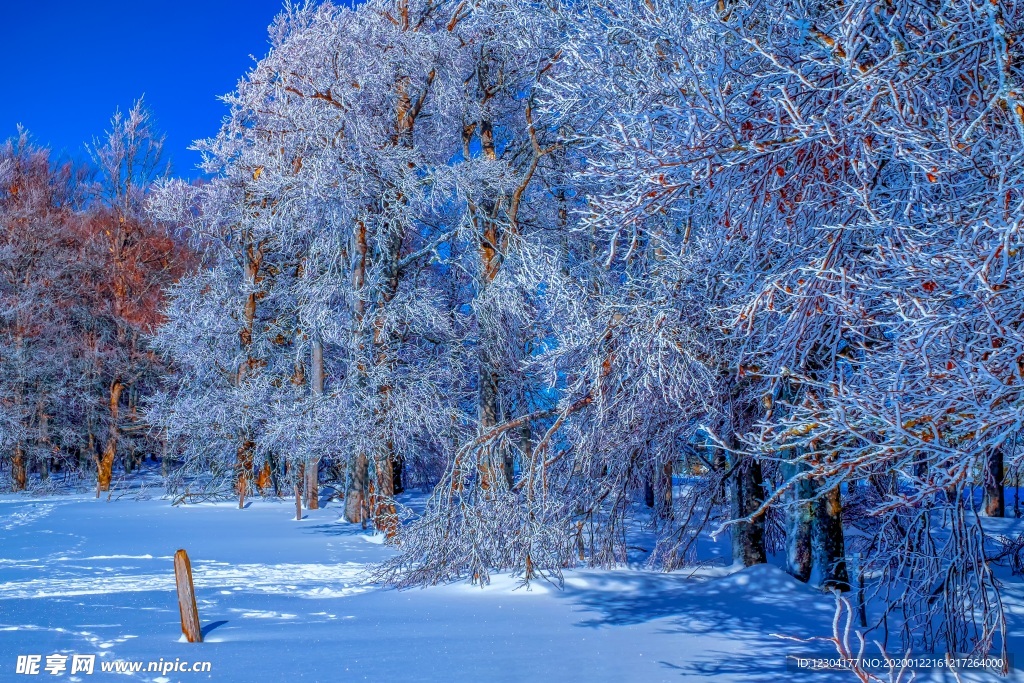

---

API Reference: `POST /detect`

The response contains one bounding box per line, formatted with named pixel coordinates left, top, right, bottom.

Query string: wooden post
left=174, top=549, right=203, bottom=643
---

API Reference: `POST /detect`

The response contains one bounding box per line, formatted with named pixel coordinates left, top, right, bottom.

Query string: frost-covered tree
left=85, top=99, right=182, bottom=493
left=150, top=0, right=471, bottom=524
left=0, top=133, right=88, bottom=490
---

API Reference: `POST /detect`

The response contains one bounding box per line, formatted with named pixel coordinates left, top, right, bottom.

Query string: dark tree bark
left=731, top=454, right=767, bottom=566
left=984, top=447, right=1005, bottom=517
left=392, top=452, right=405, bottom=494
left=720, top=391, right=767, bottom=567
left=815, top=484, right=849, bottom=591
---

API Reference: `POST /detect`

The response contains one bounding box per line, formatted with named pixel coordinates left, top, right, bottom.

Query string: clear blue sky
left=2, top=1, right=292, bottom=178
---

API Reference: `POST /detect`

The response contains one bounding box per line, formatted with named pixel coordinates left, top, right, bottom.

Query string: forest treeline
left=0, top=106, right=190, bottom=495
left=3, top=0, right=1024, bottom=664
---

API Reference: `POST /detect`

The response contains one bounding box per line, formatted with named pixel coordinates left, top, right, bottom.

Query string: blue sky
left=2, top=1, right=291, bottom=178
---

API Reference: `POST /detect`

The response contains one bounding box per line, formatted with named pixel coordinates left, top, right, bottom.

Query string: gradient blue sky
left=2, top=1, right=291, bottom=177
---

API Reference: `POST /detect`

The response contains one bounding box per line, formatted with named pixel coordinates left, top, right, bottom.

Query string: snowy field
left=0, top=494, right=1019, bottom=683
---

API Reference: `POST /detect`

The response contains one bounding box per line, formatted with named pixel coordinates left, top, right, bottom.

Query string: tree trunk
left=730, top=453, right=767, bottom=566
left=478, top=358, right=503, bottom=492
left=255, top=461, right=273, bottom=493
left=294, top=479, right=302, bottom=521
left=236, top=440, right=254, bottom=509
left=235, top=237, right=264, bottom=510
left=368, top=354, right=396, bottom=529
left=311, top=338, right=324, bottom=392
left=372, top=443, right=398, bottom=539
left=643, top=477, right=655, bottom=508
left=392, top=452, right=405, bottom=494
left=720, top=394, right=767, bottom=566
left=96, top=379, right=124, bottom=494
left=815, top=484, right=849, bottom=591
left=517, top=419, right=531, bottom=487
left=306, top=337, right=324, bottom=510
left=660, top=461, right=674, bottom=519
left=472, top=87, right=508, bottom=494
left=343, top=69, right=424, bottom=525
left=502, top=440, right=515, bottom=489
left=37, top=398, right=50, bottom=482
left=984, top=446, right=1005, bottom=517
left=368, top=212, right=402, bottom=527
left=12, top=443, right=27, bottom=491
left=346, top=219, right=370, bottom=522
left=783, top=460, right=814, bottom=583
left=345, top=453, right=369, bottom=524
left=159, top=432, right=168, bottom=477
left=305, top=459, right=319, bottom=510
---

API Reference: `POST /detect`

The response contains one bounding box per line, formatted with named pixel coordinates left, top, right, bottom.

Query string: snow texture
left=0, top=494, right=903, bottom=683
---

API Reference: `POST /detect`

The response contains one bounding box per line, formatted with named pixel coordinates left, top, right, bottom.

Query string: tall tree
left=86, top=99, right=178, bottom=493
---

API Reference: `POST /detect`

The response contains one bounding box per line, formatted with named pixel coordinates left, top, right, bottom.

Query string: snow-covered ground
left=0, top=493, right=1015, bottom=682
